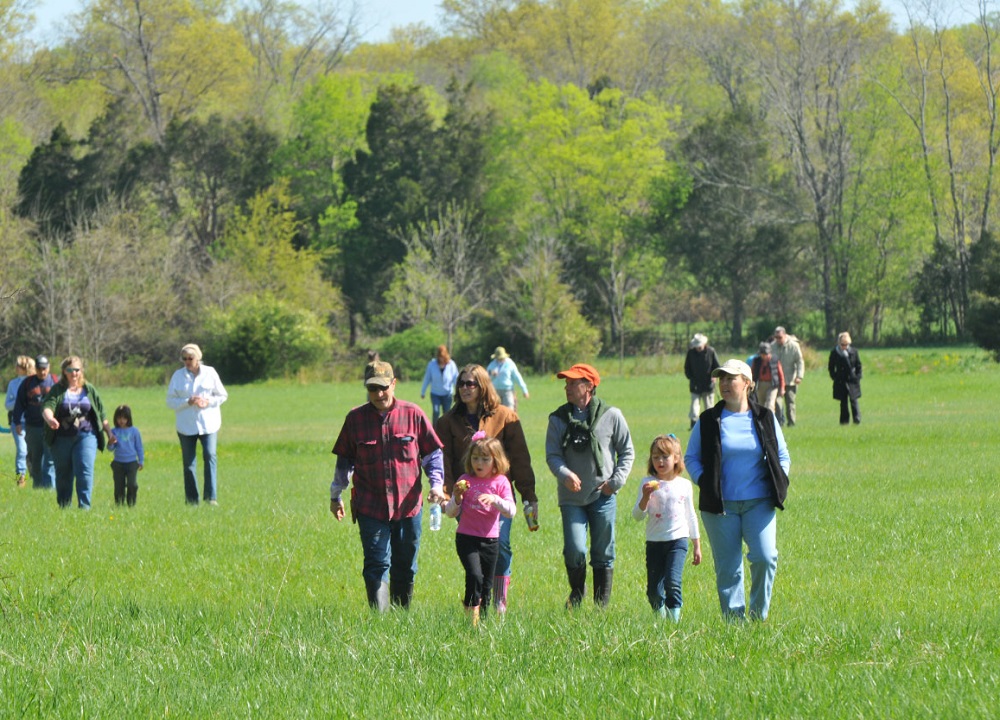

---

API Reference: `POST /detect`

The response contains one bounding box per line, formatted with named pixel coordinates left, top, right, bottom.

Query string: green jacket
left=42, top=381, right=108, bottom=451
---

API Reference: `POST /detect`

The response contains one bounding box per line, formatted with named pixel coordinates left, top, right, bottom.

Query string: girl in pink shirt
left=445, top=431, right=516, bottom=625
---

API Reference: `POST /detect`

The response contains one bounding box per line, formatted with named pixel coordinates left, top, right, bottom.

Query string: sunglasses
left=64, top=368, right=81, bottom=373
left=366, top=384, right=389, bottom=393
left=459, top=381, right=479, bottom=389
left=181, top=356, right=196, bottom=361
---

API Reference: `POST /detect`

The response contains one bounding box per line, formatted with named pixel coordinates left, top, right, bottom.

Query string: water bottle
left=429, top=502, right=442, bottom=531
left=523, top=501, right=539, bottom=532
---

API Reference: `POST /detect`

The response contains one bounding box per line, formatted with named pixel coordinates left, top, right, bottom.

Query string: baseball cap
left=712, top=359, right=752, bottom=381
left=364, top=360, right=394, bottom=388
left=35, top=355, right=49, bottom=369
left=556, top=363, right=600, bottom=387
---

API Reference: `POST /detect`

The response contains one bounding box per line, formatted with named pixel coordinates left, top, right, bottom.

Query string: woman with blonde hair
left=41, top=356, right=112, bottom=509
left=5, top=355, right=35, bottom=487
left=435, top=363, right=537, bottom=614
left=828, top=332, right=862, bottom=425
left=167, top=343, right=228, bottom=505
left=420, top=344, right=458, bottom=423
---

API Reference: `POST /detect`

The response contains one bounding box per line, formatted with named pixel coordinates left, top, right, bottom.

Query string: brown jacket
left=434, top=405, right=537, bottom=503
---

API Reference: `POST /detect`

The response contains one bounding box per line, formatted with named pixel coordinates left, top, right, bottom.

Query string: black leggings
left=455, top=532, right=499, bottom=608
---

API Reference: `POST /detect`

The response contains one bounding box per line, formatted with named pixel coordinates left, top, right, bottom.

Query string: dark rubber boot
left=566, top=565, right=587, bottom=609
left=593, top=567, right=614, bottom=607
left=365, top=580, right=389, bottom=612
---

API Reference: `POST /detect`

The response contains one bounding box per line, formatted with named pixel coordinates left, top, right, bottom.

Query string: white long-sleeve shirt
left=632, top=475, right=700, bottom=542
left=166, top=364, right=228, bottom=435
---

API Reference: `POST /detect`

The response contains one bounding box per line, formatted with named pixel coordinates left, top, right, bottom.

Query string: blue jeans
left=700, top=499, right=778, bottom=620
left=178, top=432, right=218, bottom=504
left=11, top=426, right=27, bottom=475
left=430, top=393, right=451, bottom=423
left=495, top=513, right=513, bottom=576
left=646, top=538, right=689, bottom=610
left=25, top=424, right=55, bottom=489
left=51, top=432, right=97, bottom=509
left=560, top=493, right=617, bottom=569
left=356, top=511, right=422, bottom=587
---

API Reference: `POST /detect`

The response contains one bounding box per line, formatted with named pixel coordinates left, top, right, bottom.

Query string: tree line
left=3, top=0, right=1000, bottom=381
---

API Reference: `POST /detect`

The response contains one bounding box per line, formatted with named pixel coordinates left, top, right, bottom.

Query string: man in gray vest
left=545, top=363, right=634, bottom=608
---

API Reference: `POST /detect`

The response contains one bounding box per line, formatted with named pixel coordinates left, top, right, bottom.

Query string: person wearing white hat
left=683, top=333, right=720, bottom=430
left=487, top=346, right=529, bottom=410
left=684, top=358, right=790, bottom=621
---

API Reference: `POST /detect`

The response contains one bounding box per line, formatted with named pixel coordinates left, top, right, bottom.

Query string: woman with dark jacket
left=41, top=356, right=111, bottom=509
left=435, top=363, right=537, bottom=614
left=829, top=332, right=862, bottom=425
left=685, top=358, right=790, bottom=621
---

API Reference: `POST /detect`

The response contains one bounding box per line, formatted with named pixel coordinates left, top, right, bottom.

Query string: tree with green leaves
left=665, top=107, right=799, bottom=346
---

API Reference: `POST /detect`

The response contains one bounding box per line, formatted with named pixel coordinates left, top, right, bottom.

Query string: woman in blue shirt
left=685, top=359, right=790, bottom=621
left=420, top=345, right=458, bottom=423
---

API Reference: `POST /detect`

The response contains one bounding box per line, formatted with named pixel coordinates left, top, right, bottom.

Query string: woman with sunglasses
left=166, top=343, right=228, bottom=505
left=41, top=356, right=112, bottom=509
left=435, top=363, right=537, bottom=614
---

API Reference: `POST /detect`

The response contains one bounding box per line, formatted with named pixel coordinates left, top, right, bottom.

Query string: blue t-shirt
left=110, top=426, right=144, bottom=465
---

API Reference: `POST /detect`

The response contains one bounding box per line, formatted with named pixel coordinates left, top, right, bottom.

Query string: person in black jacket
left=684, top=359, right=791, bottom=621
left=684, top=334, right=720, bottom=430
left=828, top=332, right=862, bottom=425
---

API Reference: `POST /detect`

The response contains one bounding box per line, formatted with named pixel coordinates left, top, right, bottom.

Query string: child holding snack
left=445, top=431, right=516, bottom=626
left=107, top=405, right=144, bottom=506
left=632, top=434, right=701, bottom=621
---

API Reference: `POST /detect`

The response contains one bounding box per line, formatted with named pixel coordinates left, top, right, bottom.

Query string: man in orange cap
left=546, top=363, right=634, bottom=608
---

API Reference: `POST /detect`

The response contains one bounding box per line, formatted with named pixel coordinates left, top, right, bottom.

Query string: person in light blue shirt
left=487, top=346, right=529, bottom=410
left=685, top=358, right=790, bottom=622
left=420, top=345, right=458, bottom=423
left=107, top=404, right=144, bottom=507
left=5, top=355, right=33, bottom=487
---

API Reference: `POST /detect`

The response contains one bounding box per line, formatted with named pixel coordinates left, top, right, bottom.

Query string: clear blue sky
left=28, top=0, right=446, bottom=45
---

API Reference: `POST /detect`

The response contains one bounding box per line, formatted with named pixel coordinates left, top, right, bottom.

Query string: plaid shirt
left=331, top=399, right=444, bottom=522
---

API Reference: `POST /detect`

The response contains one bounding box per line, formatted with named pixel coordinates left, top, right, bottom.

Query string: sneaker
left=207, top=499, right=218, bottom=506
left=16, top=474, right=26, bottom=488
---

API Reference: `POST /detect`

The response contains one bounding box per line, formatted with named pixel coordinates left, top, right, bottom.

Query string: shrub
left=204, top=295, right=333, bottom=383
left=377, top=323, right=444, bottom=381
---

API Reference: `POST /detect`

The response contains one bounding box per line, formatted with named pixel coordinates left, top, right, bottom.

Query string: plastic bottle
left=429, top=502, right=442, bottom=531
left=523, top=501, right=539, bottom=532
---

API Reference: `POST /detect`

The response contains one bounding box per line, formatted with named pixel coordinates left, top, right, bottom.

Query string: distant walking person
left=330, top=361, right=445, bottom=611
left=772, top=327, right=804, bottom=427
left=12, top=355, right=57, bottom=489
left=167, top=344, right=228, bottom=505
left=42, top=356, right=112, bottom=509
left=751, top=342, right=784, bottom=412
left=107, top=405, right=144, bottom=507
left=5, top=355, right=33, bottom=487
left=828, top=332, right=862, bottom=425
left=684, top=334, right=720, bottom=430
left=420, top=344, right=459, bottom=423
left=487, top=347, right=529, bottom=410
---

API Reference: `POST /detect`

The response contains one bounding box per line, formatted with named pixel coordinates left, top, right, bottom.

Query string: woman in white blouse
left=166, top=344, right=228, bottom=505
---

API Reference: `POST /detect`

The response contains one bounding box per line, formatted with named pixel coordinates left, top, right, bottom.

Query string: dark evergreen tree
left=967, top=231, right=1000, bottom=359
left=15, top=124, right=80, bottom=237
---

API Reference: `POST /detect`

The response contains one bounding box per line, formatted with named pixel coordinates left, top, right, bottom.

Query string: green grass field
left=1, top=347, right=997, bottom=717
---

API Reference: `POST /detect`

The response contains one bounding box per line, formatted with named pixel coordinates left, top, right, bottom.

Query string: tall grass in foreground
left=0, top=347, right=997, bottom=717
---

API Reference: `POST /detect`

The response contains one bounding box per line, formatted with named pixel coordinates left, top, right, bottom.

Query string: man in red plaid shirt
left=330, top=361, right=445, bottom=611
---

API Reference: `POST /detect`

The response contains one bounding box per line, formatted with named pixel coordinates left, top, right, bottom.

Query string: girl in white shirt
left=633, top=434, right=701, bottom=621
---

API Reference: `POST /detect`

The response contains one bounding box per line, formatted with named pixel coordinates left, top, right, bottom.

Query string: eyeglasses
left=64, top=368, right=81, bottom=373
left=181, top=356, right=195, bottom=361
left=459, top=381, right=479, bottom=389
